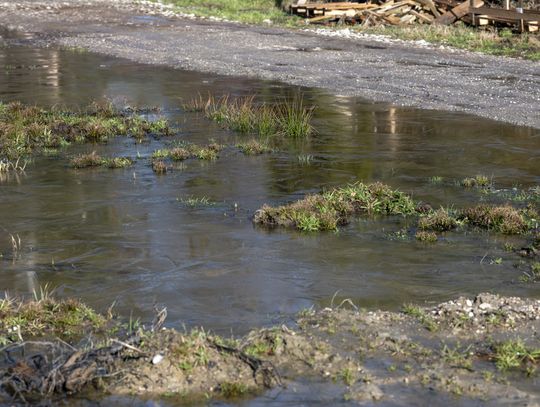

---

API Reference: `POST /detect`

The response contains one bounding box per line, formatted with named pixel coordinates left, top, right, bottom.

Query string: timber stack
left=290, top=0, right=539, bottom=31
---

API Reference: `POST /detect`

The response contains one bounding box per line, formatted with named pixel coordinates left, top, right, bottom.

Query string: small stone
left=466, top=300, right=473, bottom=307
left=479, top=303, right=491, bottom=310
left=152, top=354, right=164, bottom=365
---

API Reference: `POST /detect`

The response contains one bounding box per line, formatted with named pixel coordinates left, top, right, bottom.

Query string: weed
left=417, top=208, right=457, bottom=232
left=460, top=205, right=527, bottom=234
left=492, top=339, right=540, bottom=372
left=297, top=154, right=313, bottom=165
left=191, top=94, right=314, bottom=139
left=178, top=196, right=215, bottom=207
left=520, top=262, right=540, bottom=283
left=219, top=382, right=249, bottom=398
left=236, top=139, right=273, bottom=155
left=441, top=343, right=473, bottom=370
left=338, top=367, right=355, bottom=386
left=415, top=230, right=438, bottom=243
left=254, top=182, right=416, bottom=232
left=428, top=176, right=443, bottom=184
left=70, top=152, right=132, bottom=169
left=402, top=304, right=438, bottom=332
left=461, top=175, right=490, bottom=188
left=152, top=159, right=167, bottom=174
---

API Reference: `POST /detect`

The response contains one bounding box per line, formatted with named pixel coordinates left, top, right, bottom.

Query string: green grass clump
left=70, top=152, right=132, bottom=169
left=415, top=230, right=438, bottom=243
left=402, top=304, right=438, bottom=332
left=152, top=159, right=168, bottom=174
left=236, top=139, right=274, bottom=155
left=188, top=94, right=314, bottom=139
left=0, top=101, right=171, bottom=161
left=151, top=143, right=222, bottom=162
left=493, top=339, right=540, bottom=372
left=0, top=294, right=106, bottom=343
left=219, top=382, right=250, bottom=398
left=460, top=205, right=527, bottom=234
left=461, top=174, right=490, bottom=188
left=254, top=182, right=416, bottom=232
left=418, top=208, right=458, bottom=232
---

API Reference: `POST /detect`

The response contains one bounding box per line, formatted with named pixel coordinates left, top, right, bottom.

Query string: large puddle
left=0, top=46, right=539, bottom=340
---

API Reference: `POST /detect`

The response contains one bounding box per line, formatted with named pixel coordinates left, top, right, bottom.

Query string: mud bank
left=1, top=293, right=539, bottom=405
left=0, top=0, right=539, bottom=128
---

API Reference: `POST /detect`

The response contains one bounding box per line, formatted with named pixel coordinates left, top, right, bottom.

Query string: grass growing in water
left=415, top=230, right=438, bottom=243
left=236, top=139, right=274, bottom=155
left=178, top=196, right=216, bottom=207
left=70, top=152, right=133, bottom=169
left=461, top=174, right=490, bottom=188
left=492, top=339, right=540, bottom=372
left=460, top=205, right=528, bottom=234
left=185, top=94, right=314, bottom=139
left=254, top=182, right=416, bottom=232
left=417, top=208, right=458, bottom=232
left=152, top=143, right=223, bottom=162
left=0, top=101, right=171, bottom=161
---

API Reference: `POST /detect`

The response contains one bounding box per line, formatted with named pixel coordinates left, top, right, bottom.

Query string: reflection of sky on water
left=0, top=46, right=538, bottom=334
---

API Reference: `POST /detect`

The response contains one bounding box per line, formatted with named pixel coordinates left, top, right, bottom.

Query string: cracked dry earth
left=0, top=0, right=539, bottom=128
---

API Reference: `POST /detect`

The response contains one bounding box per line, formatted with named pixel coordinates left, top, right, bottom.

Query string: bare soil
left=2, top=293, right=539, bottom=405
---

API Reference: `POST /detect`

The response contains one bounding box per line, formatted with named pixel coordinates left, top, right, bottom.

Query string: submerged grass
left=236, top=139, right=274, bottom=155
left=418, top=208, right=458, bottom=232
left=254, top=182, right=416, bottom=231
left=0, top=101, right=171, bottom=161
left=185, top=94, right=314, bottom=139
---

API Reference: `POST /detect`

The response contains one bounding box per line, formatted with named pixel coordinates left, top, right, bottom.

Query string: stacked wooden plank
left=290, top=0, right=539, bottom=30
left=291, top=0, right=451, bottom=25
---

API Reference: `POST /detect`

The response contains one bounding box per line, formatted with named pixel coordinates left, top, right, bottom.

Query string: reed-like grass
left=184, top=94, right=314, bottom=139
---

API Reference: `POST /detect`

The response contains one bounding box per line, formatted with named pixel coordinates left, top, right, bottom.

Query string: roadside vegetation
left=361, top=24, right=540, bottom=61
left=157, top=0, right=539, bottom=60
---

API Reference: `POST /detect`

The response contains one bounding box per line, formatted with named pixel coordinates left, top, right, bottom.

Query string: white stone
left=152, top=354, right=164, bottom=365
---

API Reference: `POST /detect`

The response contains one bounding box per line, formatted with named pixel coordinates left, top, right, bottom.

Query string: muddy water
left=0, top=47, right=539, bottom=338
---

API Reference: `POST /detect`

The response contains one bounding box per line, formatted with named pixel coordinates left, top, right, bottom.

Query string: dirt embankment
left=1, top=293, right=539, bottom=405
left=0, top=0, right=539, bottom=129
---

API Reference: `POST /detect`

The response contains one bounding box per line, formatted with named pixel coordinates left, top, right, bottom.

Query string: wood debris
left=290, top=0, right=540, bottom=31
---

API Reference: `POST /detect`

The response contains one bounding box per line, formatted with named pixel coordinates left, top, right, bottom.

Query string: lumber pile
left=290, top=0, right=539, bottom=30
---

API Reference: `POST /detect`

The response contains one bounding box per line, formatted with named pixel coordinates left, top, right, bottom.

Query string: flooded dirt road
left=0, top=0, right=539, bottom=128
left=0, top=46, right=538, bottom=335
left=0, top=4, right=539, bottom=406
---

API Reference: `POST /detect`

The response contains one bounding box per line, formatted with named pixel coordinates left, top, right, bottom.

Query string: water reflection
left=0, top=47, right=539, bottom=335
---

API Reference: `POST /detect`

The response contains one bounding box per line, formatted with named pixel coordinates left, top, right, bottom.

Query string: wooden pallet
left=470, top=5, right=540, bottom=31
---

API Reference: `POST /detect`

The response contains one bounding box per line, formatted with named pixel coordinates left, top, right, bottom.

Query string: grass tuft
left=254, top=182, right=416, bottom=231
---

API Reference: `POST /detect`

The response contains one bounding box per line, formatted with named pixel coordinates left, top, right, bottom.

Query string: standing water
left=0, top=46, right=539, bottom=338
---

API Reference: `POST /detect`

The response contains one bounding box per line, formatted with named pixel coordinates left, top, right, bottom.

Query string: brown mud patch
left=1, top=293, right=539, bottom=405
